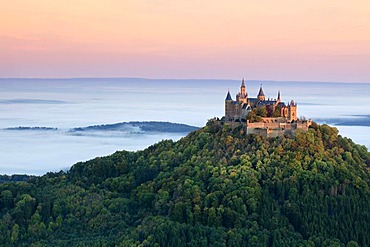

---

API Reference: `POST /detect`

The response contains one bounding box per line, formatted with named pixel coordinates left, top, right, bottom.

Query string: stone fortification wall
left=223, top=118, right=312, bottom=137
left=293, top=119, right=312, bottom=131
left=246, top=118, right=312, bottom=137
left=247, top=121, right=293, bottom=130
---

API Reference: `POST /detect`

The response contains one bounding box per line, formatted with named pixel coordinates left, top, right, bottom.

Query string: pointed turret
left=257, top=84, right=265, bottom=101
left=277, top=90, right=281, bottom=101
left=258, top=85, right=265, bottom=96
left=225, top=90, right=234, bottom=121
left=240, top=78, right=247, bottom=98
left=225, top=90, right=232, bottom=101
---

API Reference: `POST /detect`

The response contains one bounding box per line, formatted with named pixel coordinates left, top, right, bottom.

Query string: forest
left=0, top=120, right=369, bottom=246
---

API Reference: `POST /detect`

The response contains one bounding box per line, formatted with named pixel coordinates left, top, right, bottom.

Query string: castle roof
left=248, top=98, right=258, bottom=104
left=258, top=85, right=265, bottom=97
left=241, top=79, right=245, bottom=87
left=242, top=104, right=252, bottom=110
left=225, top=91, right=232, bottom=101
left=257, top=100, right=277, bottom=106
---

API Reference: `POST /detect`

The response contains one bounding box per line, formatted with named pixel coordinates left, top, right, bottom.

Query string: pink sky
left=1, top=0, right=369, bottom=82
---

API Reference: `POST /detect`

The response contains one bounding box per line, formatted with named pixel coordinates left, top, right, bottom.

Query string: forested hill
left=0, top=120, right=369, bottom=246
left=70, top=121, right=199, bottom=133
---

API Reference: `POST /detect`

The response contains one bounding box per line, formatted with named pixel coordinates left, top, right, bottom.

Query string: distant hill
left=316, top=115, right=370, bottom=127
left=3, top=121, right=199, bottom=134
left=0, top=120, right=369, bottom=246
left=70, top=121, right=199, bottom=133
left=5, top=127, right=58, bottom=131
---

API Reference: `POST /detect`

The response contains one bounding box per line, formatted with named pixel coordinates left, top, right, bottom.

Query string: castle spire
left=258, top=85, right=265, bottom=96
left=240, top=78, right=247, bottom=98
left=258, top=84, right=265, bottom=101
left=277, top=90, right=281, bottom=101
left=225, top=90, right=232, bottom=101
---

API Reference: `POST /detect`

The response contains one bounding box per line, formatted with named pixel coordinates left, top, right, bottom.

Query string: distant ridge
left=5, top=126, right=58, bottom=131
left=70, top=121, right=199, bottom=133
left=315, top=115, right=370, bottom=127
left=3, top=121, right=199, bottom=134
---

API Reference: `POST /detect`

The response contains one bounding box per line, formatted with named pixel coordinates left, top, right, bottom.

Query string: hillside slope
left=0, top=120, right=369, bottom=246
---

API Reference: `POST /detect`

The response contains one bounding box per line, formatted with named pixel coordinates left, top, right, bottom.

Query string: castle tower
left=277, top=90, right=281, bottom=102
left=241, top=79, right=246, bottom=97
left=257, top=85, right=265, bottom=101
left=236, top=79, right=248, bottom=104
left=225, top=90, right=233, bottom=121
left=288, top=100, right=297, bottom=121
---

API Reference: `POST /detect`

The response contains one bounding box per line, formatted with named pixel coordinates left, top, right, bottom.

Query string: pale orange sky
left=1, top=0, right=369, bottom=82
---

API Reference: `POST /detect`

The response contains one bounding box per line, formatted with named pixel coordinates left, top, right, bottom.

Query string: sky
left=1, top=1, right=369, bottom=82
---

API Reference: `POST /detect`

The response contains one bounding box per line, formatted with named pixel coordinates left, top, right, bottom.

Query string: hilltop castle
left=224, top=79, right=311, bottom=136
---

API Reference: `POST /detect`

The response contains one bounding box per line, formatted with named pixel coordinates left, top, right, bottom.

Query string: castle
left=224, top=79, right=312, bottom=137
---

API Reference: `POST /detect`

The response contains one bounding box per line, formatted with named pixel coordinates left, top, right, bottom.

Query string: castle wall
left=247, top=122, right=293, bottom=130
left=223, top=119, right=312, bottom=137
left=246, top=119, right=312, bottom=137
left=293, top=119, right=312, bottom=131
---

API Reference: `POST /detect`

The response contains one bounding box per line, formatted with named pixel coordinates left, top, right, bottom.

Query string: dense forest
left=0, top=120, right=369, bottom=246
left=0, top=175, right=32, bottom=184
